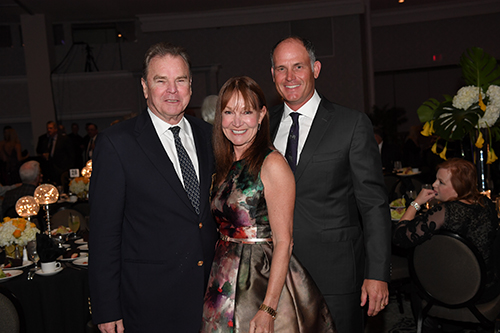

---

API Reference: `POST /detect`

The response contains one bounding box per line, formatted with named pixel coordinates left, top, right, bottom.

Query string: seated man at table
left=2, top=160, right=42, bottom=218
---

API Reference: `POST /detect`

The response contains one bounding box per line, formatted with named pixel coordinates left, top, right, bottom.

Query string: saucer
left=35, top=267, right=63, bottom=276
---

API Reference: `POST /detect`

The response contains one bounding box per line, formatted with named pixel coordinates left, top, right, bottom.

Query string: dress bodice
left=211, top=158, right=272, bottom=239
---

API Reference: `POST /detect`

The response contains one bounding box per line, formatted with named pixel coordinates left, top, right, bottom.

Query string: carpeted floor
left=364, top=295, right=486, bottom=333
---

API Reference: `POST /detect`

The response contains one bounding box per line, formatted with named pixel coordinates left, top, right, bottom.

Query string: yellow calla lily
left=439, top=145, right=447, bottom=160
left=421, top=121, right=434, bottom=136
left=479, top=92, right=487, bottom=112
left=475, top=131, right=484, bottom=148
left=431, top=142, right=438, bottom=154
left=487, top=148, right=498, bottom=164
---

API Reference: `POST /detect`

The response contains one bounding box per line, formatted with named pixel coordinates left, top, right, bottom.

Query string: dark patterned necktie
left=285, top=112, right=301, bottom=172
left=169, top=126, right=200, bottom=214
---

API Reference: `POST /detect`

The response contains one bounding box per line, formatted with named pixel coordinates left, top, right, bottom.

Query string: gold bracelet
left=259, top=303, right=277, bottom=319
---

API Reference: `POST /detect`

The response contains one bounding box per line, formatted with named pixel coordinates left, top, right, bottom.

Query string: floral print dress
left=201, top=152, right=336, bottom=333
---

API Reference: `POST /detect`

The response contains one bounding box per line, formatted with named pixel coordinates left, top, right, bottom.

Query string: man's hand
left=360, top=279, right=389, bottom=316
left=98, top=319, right=124, bottom=333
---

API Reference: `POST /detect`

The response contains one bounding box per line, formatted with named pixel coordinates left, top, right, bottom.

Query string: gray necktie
left=170, top=126, right=200, bottom=214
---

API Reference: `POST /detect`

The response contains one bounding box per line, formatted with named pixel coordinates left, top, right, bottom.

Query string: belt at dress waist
left=220, top=234, right=272, bottom=244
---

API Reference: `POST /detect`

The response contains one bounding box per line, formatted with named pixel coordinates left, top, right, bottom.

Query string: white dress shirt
left=273, top=90, right=321, bottom=164
left=148, top=109, right=200, bottom=187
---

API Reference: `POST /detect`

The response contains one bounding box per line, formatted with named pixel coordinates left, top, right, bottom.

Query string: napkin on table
left=36, top=233, right=64, bottom=263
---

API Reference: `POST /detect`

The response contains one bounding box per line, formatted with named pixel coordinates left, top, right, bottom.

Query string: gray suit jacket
left=270, top=96, right=391, bottom=295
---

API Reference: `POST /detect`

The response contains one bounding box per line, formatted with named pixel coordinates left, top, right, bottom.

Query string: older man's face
left=141, top=55, right=192, bottom=125
left=47, top=123, right=57, bottom=137
left=271, top=38, right=321, bottom=111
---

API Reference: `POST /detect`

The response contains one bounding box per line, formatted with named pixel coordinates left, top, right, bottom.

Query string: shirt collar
left=148, top=108, right=188, bottom=135
left=283, top=90, right=321, bottom=120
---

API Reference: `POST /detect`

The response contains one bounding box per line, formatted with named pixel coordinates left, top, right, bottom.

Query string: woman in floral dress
left=201, top=76, right=335, bottom=333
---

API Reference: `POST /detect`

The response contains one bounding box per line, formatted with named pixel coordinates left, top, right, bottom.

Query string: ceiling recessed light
left=399, top=0, right=405, bottom=3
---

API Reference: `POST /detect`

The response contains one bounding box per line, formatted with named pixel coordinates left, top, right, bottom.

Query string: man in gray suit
left=269, top=36, right=391, bottom=333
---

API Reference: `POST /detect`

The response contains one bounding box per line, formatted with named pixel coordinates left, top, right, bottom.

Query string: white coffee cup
left=69, top=195, right=78, bottom=203
left=41, top=261, right=61, bottom=273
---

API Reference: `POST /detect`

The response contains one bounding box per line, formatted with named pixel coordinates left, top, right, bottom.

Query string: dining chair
left=51, top=208, right=86, bottom=232
left=409, top=230, right=500, bottom=333
left=0, top=285, right=26, bottom=333
left=390, top=253, right=411, bottom=314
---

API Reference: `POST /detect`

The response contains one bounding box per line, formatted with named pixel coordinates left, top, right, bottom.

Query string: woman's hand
left=399, top=188, right=436, bottom=222
left=249, top=310, right=274, bottom=333
left=415, top=188, right=436, bottom=206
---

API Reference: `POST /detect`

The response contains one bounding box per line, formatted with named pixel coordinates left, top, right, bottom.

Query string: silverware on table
left=27, top=267, right=37, bottom=280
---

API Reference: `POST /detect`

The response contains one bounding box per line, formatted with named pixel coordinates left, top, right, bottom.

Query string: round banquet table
left=1, top=260, right=91, bottom=333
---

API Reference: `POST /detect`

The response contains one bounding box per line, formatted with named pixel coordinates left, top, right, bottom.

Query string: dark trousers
left=324, top=291, right=364, bottom=333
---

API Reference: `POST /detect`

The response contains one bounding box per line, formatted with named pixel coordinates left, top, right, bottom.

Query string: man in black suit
left=89, top=42, right=218, bottom=333
left=36, top=121, right=74, bottom=185
left=269, top=36, right=391, bottom=333
left=83, top=123, right=98, bottom=162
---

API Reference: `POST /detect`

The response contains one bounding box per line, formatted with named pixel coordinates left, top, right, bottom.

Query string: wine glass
left=26, top=240, right=39, bottom=266
left=69, top=214, right=81, bottom=233
left=422, top=184, right=436, bottom=209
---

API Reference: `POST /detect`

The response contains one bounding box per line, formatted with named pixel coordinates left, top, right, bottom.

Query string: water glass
left=394, top=161, right=402, bottom=171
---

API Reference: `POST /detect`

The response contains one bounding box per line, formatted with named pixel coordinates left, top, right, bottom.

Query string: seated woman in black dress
left=393, top=158, right=500, bottom=302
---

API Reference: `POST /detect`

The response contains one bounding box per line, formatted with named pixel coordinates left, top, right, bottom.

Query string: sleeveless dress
left=201, top=152, right=336, bottom=333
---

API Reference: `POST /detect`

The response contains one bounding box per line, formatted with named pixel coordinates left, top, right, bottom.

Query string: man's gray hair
left=270, top=36, right=316, bottom=71
left=142, top=42, right=192, bottom=82
left=19, top=160, right=40, bottom=183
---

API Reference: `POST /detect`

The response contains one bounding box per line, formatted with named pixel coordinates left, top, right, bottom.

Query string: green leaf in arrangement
left=417, top=98, right=441, bottom=123
left=460, top=47, right=500, bottom=90
left=433, top=101, right=480, bottom=141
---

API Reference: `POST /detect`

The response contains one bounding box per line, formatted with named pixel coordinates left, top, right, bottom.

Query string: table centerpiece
left=69, top=176, right=90, bottom=199
left=418, top=47, right=500, bottom=163
left=0, top=217, right=40, bottom=261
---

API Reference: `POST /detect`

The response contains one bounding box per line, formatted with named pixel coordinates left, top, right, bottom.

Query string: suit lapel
left=294, top=101, right=333, bottom=182
left=186, top=116, right=211, bottom=218
left=270, top=105, right=285, bottom=142
left=133, top=112, right=194, bottom=213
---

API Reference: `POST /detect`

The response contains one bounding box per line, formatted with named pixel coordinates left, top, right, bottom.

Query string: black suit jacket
left=89, top=111, right=218, bottom=332
left=36, top=134, right=74, bottom=183
left=270, top=97, right=391, bottom=296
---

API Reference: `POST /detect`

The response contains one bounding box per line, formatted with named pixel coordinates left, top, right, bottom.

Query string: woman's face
left=221, top=91, right=266, bottom=160
left=432, top=168, right=458, bottom=202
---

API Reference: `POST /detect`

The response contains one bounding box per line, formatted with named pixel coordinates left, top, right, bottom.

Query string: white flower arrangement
left=452, top=86, right=483, bottom=110
left=452, top=85, right=500, bottom=129
left=0, top=218, right=40, bottom=247
left=69, top=177, right=90, bottom=196
left=418, top=47, right=500, bottom=163
left=479, top=85, right=500, bottom=128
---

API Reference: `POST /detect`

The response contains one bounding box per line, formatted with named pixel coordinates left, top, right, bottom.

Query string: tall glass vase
left=472, top=129, right=493, bottom=195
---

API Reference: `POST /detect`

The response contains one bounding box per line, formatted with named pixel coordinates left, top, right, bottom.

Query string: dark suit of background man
left=269, top=36, right=391, bottom=333
left=83, top=123, right=98, bottom=162
left=35, top=121, right=74, bottom=185
left=89, top=42, right=218, bottom=333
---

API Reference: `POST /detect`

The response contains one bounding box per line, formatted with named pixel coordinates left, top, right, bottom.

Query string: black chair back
left=409, top=230, right=492, bottom=332
left=0, top=285, right=26, bottom=333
